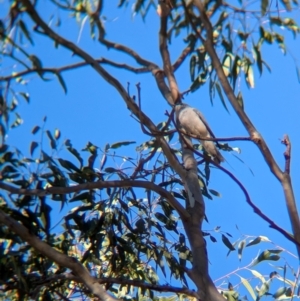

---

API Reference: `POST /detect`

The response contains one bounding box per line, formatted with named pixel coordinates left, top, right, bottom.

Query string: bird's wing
left=192, top=108, right=216, bottom=138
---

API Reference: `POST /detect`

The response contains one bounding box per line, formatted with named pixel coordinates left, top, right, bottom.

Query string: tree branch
left=172, top=45, right=192, bottom=72
left=0, top=209, right=119, bottom=301
left=193, top=0, right=300, bottom=255
left=175, top=108, right=300, bottom=247
left=0, top=179, right=189, bottom=220
left=34, top=273, right=200, bottom=298
left=159, top=3, right=180, bottom=104
left=157, top=6, right=226, bottom=300
left=0, top=58, right=148, bottom=82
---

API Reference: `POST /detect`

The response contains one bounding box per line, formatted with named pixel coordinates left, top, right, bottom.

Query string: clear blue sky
left=1, top=0, right=300, bottom=296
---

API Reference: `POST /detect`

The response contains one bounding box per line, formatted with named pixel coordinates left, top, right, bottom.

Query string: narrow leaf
left=261, top=0, right=269, bottom=15
left=209, top=189, right=221, bottom=197
left=215, top=82, right=229, bottom=112
left=237, top=92, right=244, bottom=110
left=222, top=234, right=235, bottom=251
left=246, top=236, right=262, bottom=247
left=110, top=141, right=136, bottom=149
left=19, top=92, right=30, bottom=103
left=273, top=287, right=286, bottom=299
left=239, top=275, right=256, bottom=301
left=190, top=54, right=197, bottom=82
left=253, top=45, right=263, bottom=75
left=246, top=65, right=255, bottom=88
left=58, top=158, right=81, bottom=172
left=296, top=66, right=300, bottom=83
left=249, top=269, right=266, bottom=283
left=30, top=141, right=38, bottom=156
left=31, top=125, right=40, bottom=134
left=55, top=72, right=67, bottom=94
left=222, top=54, right=231, bottom=77
left=18, top=20, right=34, bottom=45
left=238, top=240, right=246, bottom=261
left=54, top=129, right=60, bottom=140
left=46, top=130, right=56, bottom=149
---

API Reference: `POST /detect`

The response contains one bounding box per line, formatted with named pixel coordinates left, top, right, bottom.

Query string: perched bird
left=176, top=103, right=224, bottom=164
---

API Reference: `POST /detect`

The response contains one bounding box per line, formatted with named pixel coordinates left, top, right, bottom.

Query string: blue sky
left=1, top=0, right=300, bottom=296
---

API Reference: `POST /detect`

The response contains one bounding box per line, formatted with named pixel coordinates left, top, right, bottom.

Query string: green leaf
left=29, top=55, right=42, bottom=69
left=232, top=55, right=241, bottom=90
left=222, top=234, right=235, bottom=251
left=11, top=113, right=23, bottom=128
left=19, top=92, right=30, bottom=103
left=245, top=64, right=255, bottom=88
left=190, top=54, right=197, bottom=82
left=65, top=140, right=83, bottom=167
left=214, top=11, right=229, bottom=27
left=55, top=72, right=67, bottom=94
left=222, top=54, right=232, bottom=77
left=54, top=129, right=60, bottom=140
left=18, top=20, right=34, bottom=45
left=238, top=240, right=246, bottom=261
left=273, top=287, right=286, bottom=299
left=237, top=92, right=244, bottom=110
left=250, top=250, right=281, bottom=267
left=30, top=141, right=38, bottom=156
left=104, top=167, right=118, bottom=173
left=239, top=275, right=256, bottom=301
left=58, top=158, right=81, bottom=172
left=258, top=280, right=271, bottom=298
left=110, top=141, right=136, bottom=149
left=69, top=192, right=90, bottom=202
left=296, top=66, right=300, bottom=83
left=46, top=130, right=56, bottom=149
left=215, top=82, right=229, bottom=112
left=253, top=45, right=263, bottom=75
left=155, top=212, right=168, bottom=224
left=190, top=73, right=206, bottom=92
left=0, top=144, right=8, bottom=153
left=209, top=78, right=215, bottom=105
left=261, top=0, right=269, bottom=15
left=280, top=0, right=292, bottom=11
left=135, top=218, right=146, bottom=233
left=246, top=236, right=261, bottom=247
left=249, top=269, right=266, bottom=283
left=209, top=189, right=221, bottom=197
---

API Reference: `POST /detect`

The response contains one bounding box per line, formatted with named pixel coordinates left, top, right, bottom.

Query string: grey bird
left=176, top=103, right=224, bottom=164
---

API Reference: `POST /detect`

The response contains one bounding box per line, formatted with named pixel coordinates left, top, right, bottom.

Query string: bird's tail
left=202, top=140, right=224, bottom=164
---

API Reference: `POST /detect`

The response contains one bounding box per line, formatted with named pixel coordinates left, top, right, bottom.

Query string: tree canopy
left=0, top=0, right=300, bottom=301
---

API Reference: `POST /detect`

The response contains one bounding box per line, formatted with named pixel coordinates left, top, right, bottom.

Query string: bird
left=176, top=103, right=224, bottom=164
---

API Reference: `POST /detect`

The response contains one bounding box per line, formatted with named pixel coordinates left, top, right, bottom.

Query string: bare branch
left=0, top=179, right=189, bottom=220
left=34, top=273, right=200, bottom=298
left=0, top=209, right=120, bottom=301
left=0, top=58, right=148, bottom=82
left=159, top=4, right=180, bottom=104
left=172, top=45, right=192, bottom=72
